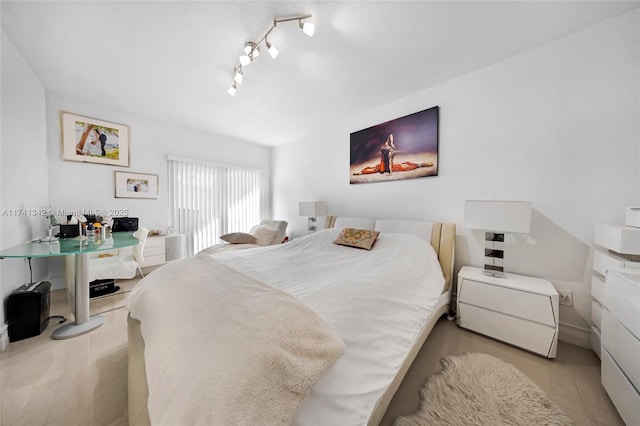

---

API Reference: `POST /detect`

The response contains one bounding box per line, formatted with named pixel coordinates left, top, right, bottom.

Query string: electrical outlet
left=558, top=290, right=573, bottom=307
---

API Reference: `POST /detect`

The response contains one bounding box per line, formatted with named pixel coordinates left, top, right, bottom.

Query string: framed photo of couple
left=349, top=106, right=439, bottom=184
left=60, top=111, right=130, bottom=167
left=114, top=171, right=159, bottom=199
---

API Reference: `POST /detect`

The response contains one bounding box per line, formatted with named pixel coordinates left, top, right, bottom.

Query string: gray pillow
left=220, top=232, right=257, bottom=244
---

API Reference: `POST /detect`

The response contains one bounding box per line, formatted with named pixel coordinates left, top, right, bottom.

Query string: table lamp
left=298, top=201, right=327, bottom=234
left=464, top=200, right=532, bottom=277
left=41, top=206, right=60, bottom=243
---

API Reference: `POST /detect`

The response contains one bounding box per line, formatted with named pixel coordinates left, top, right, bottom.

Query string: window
left=168, top=156, right=263, bottom=256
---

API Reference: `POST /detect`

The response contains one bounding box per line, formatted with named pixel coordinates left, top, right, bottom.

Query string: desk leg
left=52, top=252, right=106, bottom=339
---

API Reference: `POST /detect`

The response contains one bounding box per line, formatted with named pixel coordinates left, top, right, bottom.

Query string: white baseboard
left=0, top=323, right=9, bottom=351
left=559, top=321, right=591, bottom=349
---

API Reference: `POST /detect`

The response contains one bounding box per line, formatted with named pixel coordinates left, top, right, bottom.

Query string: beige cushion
left=258, top=220, right=288, bottom=245
left=333, top=228, right=380, bottom=250
left=250, top=225, right=279, bottom=246
left=220, top=232, right=258, bottom=244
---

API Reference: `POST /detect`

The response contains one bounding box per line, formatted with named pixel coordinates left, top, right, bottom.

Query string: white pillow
left=249, top=224, right=278, bottom=246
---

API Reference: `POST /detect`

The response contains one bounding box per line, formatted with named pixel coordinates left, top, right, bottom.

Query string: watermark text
left=1, top=208, right=130, bottom=217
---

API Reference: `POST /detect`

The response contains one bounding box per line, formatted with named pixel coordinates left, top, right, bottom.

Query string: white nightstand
left=457, top=266, right=559, bottom=358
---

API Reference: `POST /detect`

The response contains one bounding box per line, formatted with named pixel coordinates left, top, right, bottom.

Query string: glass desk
left=0, top=232, right=140, bottom=339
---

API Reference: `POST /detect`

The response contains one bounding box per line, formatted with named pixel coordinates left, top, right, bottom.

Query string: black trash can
left=7, top=281, right=51, bottom=342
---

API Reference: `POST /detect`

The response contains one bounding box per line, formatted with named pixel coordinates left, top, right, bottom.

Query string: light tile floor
left=382, top=318, right=625, bottom=426
left=2, top=290, right=625, bottom=426
left=0, top=279, right=137, bottom=426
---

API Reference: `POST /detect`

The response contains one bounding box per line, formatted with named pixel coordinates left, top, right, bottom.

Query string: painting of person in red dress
left=350, top=106, right=439, bottom=184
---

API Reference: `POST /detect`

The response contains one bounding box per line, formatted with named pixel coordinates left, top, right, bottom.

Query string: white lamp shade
left=302, top=22, right=315, bottom=36
left=464, top=200, right=531, bottom=233
left=267, top=44, right=279, bottom=59
left=298, top=201, right=327, bottom=217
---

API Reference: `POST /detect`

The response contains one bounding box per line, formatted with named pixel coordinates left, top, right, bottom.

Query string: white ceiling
left=2, top=1, right=639, bottom=147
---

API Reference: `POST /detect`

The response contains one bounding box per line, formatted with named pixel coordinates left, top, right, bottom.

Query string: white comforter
left=212, top=228, right=445, bottom=425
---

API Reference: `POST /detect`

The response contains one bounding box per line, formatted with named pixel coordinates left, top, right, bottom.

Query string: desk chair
left=89, top=227, right=149, bottom=281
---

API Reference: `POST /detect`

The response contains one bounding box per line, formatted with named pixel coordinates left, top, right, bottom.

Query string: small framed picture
left=114, top=171, right=159, bottom=199
left=61, top=111, right=130, bottom=167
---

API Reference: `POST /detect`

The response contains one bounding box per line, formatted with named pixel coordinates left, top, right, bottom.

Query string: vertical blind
left=168, top=156, right=263, bottom=257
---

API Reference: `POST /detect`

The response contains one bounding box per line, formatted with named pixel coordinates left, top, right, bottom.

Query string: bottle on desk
left=86, top=223, right=94, bottom=237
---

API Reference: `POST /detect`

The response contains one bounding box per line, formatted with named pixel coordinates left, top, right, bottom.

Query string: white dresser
left=601, top=268, right=640, bottom=426
left=592, top=224, right=640, bottom=357
left=119, top=235, right=165, bottom=267
left=95, top=233, right=185, bottom=268
left=457, top=266, right=559, bottom=358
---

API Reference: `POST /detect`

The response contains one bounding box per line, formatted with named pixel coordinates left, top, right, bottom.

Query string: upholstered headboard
left=326, top=216, right=456, bottom=292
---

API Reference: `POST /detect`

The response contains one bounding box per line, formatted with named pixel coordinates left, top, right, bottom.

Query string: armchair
left=198, top=220, right=288, bottom=255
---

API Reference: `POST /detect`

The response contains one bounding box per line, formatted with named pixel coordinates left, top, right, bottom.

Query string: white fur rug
left=394, top=353, right=574, bottom=426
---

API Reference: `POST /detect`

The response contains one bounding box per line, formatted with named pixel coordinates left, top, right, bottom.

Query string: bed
left=127, top=216, right=455, bottom=425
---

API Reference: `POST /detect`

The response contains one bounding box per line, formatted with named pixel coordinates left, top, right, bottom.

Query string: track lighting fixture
left=227, top=14, right=314, bottom=96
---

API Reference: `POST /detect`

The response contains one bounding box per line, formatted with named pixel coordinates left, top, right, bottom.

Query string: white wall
left=1, top=30, right=274, bottom=322
left=45, top=92, right=273, bottom=288
left=273, top=10, right=640, bottom=329
left=0, top=31, right=49, bottom=323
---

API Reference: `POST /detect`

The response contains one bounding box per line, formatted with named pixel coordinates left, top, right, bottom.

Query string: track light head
left=234, top=67, right=243, bottom=84
left=227, top=82, right=237, bottom=96
left=266, top=40, right=279, bottom=59
left=239, top=54, right=251, bottom=66
left=300, top=20, right=315, bottom=37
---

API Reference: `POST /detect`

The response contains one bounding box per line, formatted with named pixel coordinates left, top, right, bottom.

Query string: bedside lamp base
left=483, top=231, right=505, bottom=278
left=482, top=268, right=505, bottom=279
